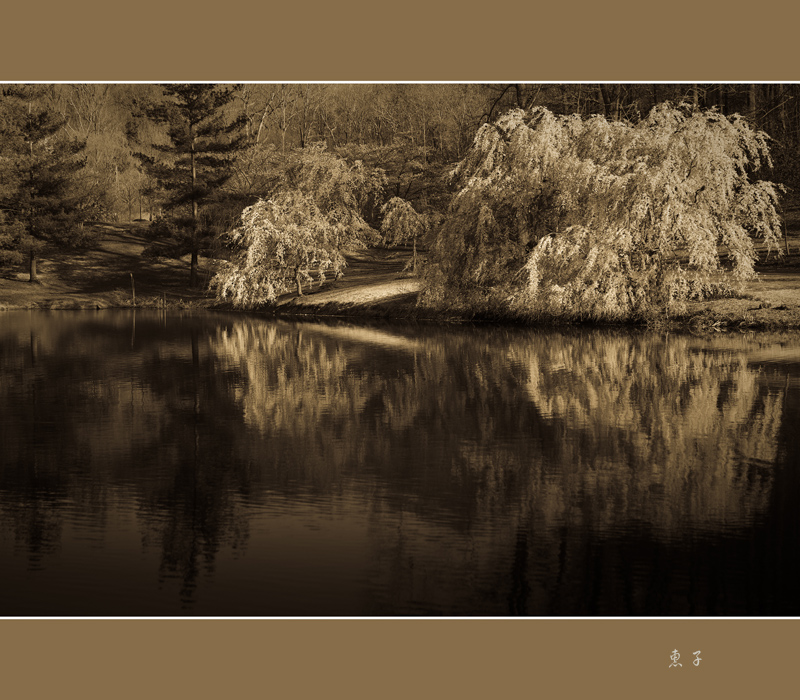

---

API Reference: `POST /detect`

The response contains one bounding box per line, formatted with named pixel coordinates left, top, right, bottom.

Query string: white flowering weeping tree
left=211, top=145, right=384, bottom=308
left=425, top=104, right=784, bottom=321
left=380, top=196, right=429, bottom=272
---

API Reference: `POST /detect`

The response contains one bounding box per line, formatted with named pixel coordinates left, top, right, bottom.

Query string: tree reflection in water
left=0, top=310, right=798, bottom=615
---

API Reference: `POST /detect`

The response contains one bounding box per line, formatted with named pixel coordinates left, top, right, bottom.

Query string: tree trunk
left=190, top=248, right=198, bottom=288
left=749, top=84, right=758, bottom=124
left=712, top=83, right=724, bottom=112
left=190, top=120, right=199, bottom=288
left=597, top=85, right=608, bottom=117
left=779, top=84, right=788, bottom=139
left=600, top=85, right=618, bottom=119
left=29, top=250, right=39, bottom=283
left=295, top=268, right=304, bottom=295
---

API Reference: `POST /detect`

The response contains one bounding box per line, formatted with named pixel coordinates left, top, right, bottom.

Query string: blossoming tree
left=211, top=145, right=384, bottom=307
left=379, top=196, right=429, bottom=272
left=425, top=104, right=784, bottom=320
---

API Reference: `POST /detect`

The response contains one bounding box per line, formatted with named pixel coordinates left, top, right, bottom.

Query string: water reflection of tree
left=510, top=333, right=781, bottom=532
left=2, top=310, right=798, bottom=615
left=214, top=321, right=793, bottom=614
left=0, top=315, right=106, bottom=569
left=0, top=312, right=255, bottom=608
left=217, top=323, right=782, bottom=531
left=121, top=323, right=254, bottom=606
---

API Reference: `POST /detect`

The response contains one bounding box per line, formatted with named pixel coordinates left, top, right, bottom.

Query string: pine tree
left=0, top=85, right=91, bottom=282
left=49, top=84, right=154, bottom=222
left=138, top=84, right=244, bottom=287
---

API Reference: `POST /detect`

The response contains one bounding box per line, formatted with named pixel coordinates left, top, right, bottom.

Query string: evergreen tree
left=0, top=85, right=91, bottom=282
left=49, top=84, right=155, bottom=221
left=139, top=84, right=244, bottom=287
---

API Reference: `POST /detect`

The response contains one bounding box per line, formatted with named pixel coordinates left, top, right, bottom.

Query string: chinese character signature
left=669, top=649, right=701, bottom=668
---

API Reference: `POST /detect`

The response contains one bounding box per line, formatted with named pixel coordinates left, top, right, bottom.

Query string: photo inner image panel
left=1, top=83, right=799, bottom=616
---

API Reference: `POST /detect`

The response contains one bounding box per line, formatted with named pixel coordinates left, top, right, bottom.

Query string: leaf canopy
left=425, top=104, right=784, bottom=320
left=212, top=145, right=383, bottom=307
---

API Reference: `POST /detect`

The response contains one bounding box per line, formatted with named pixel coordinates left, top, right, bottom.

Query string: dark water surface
left=1, top=309, right=799, bottom=616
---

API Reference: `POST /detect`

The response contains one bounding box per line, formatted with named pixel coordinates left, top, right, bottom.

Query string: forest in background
left=1, top=83, right=798, bottom=322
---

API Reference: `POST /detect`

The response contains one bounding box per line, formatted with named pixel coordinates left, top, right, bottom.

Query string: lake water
left=1, top=309, right=798, bottom=616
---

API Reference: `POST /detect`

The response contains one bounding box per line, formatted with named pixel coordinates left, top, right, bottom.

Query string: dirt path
left=275, top=247, right=421, bottom=316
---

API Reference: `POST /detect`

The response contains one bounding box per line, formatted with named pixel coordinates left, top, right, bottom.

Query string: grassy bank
left=0, top=223, right=215, bottom=312
left=2, top=222, right=800, bottom=331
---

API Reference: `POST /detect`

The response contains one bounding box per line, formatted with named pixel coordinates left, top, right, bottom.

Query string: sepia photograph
left=1, top=82, right=798, bottom=619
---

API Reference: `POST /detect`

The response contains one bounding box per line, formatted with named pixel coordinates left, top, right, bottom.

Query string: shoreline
left=2, top=224, right=799, bottom=332
left=4, top=282, right=800, bottom=333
